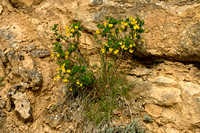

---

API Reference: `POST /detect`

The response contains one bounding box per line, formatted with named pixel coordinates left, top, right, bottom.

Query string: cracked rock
left=31, top=49, right=50, bottom=58
left=0, top=110, right=6, bottom=129
left=0, top=100, right=6, bottom=109
left=8, top=86, right=32, bottom=122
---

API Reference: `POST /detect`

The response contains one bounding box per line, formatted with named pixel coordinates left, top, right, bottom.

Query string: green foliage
left=99, top=119, right=145, bottom=133
left=51, top=22, right=94, bottom=95
left=51, top=16, right=145, bottom=125
left=143, top=115, right=152, bottom=123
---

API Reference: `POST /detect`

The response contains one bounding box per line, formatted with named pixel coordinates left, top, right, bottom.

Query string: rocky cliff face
left=0, top=0, right=199, bottom=132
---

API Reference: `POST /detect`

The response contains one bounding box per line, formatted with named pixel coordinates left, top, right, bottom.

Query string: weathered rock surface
left=0, top=5, right=3, bottom=15
left=8, top=86, right=32, bottom=122
left=0, top=0, right=199, bottom=132
left=0, top=110, right=6, bottom=129
left=130, top=61, right=200, bottom=132
left=0, top=99, right=6, bottom=109
left=31, top=49, right=50, bottom=58
left=44, top=114, right=63, bottom=128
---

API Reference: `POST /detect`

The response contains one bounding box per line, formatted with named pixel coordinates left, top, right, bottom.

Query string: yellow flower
left=124, top=23, right=128, bottom=26
left=101, top=48, right=105, bottom=53
left=142, top=39, right=144, bottom=42
left=65, top=51, right=69, bottom=55
left=119, top=29, right=122, bottom=33
left=56, top=68, right=59, bottom=71
left=96, top=30, right=100, bottom=34
left=54, top=78, right=57, bottom=81
left=129, top=44, right=133, bottom=48
left=57, top=53, right=60, bottom=57
left=109, top=24, right=113, bottom=28
left=134, top=33, right=137, bottom=37
left=131, top=21, right=137, bottom=25
left=61, top=66, right=66, bottom=72
left=129, top=17, right=133, bottom=20
left=104, top=22, right=107, bottom=27
left=114, top=49, right=119, bottom=54
left=121, top=25, right=125, bottom=29
left=133, top=43, right=136, bottom=46
left=67, top=69, right=71, bottom=73
left=69, top=87, right=72, bottom=91
left=124, top=47, right=128, bottom=50
left=72, top=45, right=74, bottom=48
left=133, top=25, right=139, bottom=30
left=63, top=79, right=68, bottom=82
left=51, top=53, right=54, bottom=58
left=111, top=32, right=114, bottom=36
left=66, top=29, right=69, bottom=33
left=109, top=48, right=113, bottom=52
left=119, top=42, right=122, bottom=45
left=70, top=28, right=75, bottom=32
left=65, top=26, right=68, bottom=29
left=129, top=49, right=134, bottom=53
left=105, top=43, right=109, bottom=47
left=75, top=26, right=79, bottom=29
left=76, top=80, right=80, bottom=85
left=121, top=21, right=124, bottom=25
left=80, top=83, right=83, bottom=87
left=57, top=75, right=60, bottom=79
left=121, top=45, right=125, bottom=49
left=145, top=29, right=148, bottom=32
left=65, top=55, right=68, bottom=59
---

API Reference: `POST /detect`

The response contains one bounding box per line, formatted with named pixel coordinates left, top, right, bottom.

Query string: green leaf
left=94, top=34, right=97, bottom=39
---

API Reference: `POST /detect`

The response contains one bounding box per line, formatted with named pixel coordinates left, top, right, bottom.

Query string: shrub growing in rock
left=51, top=16, right=145, bottom=125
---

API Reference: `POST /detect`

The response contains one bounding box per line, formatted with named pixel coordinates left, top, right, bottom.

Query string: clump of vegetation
left=143, top=115, right=152, bottom=123
left=51, top=16, right=145, bottom=125
left=99, top=119, right=144, bottom=133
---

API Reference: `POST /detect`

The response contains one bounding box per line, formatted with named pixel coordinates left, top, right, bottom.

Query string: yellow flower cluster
left=65, top=26, right=70, bottom=37
left=51, top=52, right=54, bottom=58
left=76, top=80, right=83, bottom=87
left=65, top=51, right=69, bottom=59
left=61, top=63, right=66, bottom=72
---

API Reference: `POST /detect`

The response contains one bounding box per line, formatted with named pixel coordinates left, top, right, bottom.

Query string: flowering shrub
left=95, top=16, right=145, bottom=55
left=51, top=21, right=94, bottom=95
left=94, top=17, right=145, bottom=91
left=51, top=16, right=145, bottom=124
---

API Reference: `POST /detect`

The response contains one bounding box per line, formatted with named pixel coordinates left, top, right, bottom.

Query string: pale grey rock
left=0, top=100, right=6, bottom=109
left=25, top=44, right=36, bottom=52
left=31, top=49, right=50, bottom=58
left=44, top=114, right=63, bottom=128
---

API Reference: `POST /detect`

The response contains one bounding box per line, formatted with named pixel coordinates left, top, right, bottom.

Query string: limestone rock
left=152, top=76, right=178, bottom=87
left=44, top=114, right=63, bottom=128
left=145, top=104, right=162, bottom=118
left=0, top=60, right=5, bottom=77
left=25, top=44, right=36, bottom=52
left=0, top=5, right=3, bottom=15
left=0, top=100, right=6, bottom=109
left=22, top=54, right=34, bottom=70
left=149, top=86, right=181, bottom=106
left=89, top=0, right=104, bottom=6
left=9, top=0, right=43, bottom=7
left=18, top=68, right=43, bottom=90
left=31, top=49, right=50, bottom=58
left=179, top=81, right=200, bottom=126
left=0, top=110, right=6, bottom=129
left=8, top=87, right=32, bottom=122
